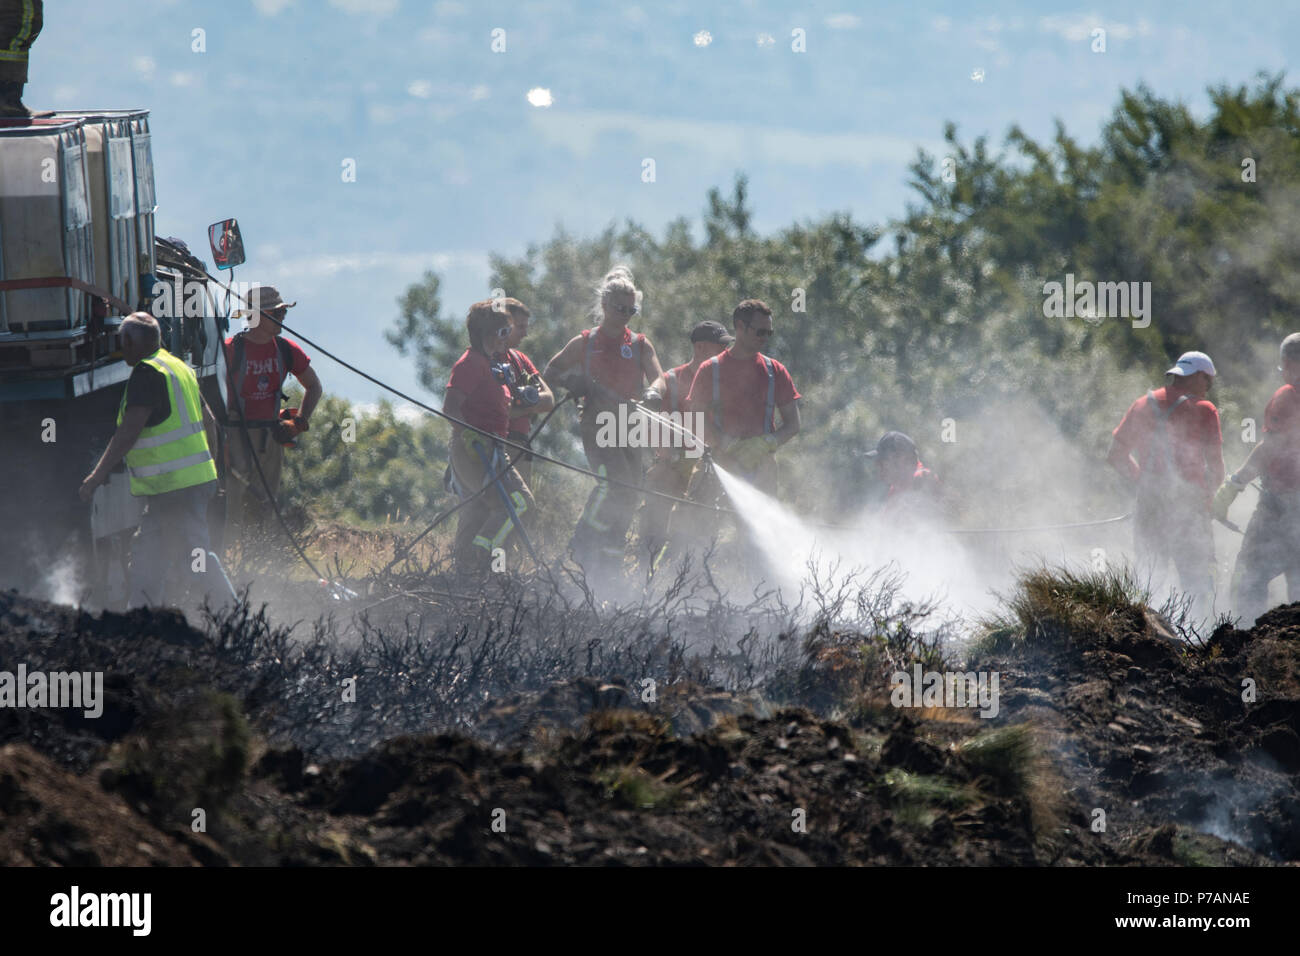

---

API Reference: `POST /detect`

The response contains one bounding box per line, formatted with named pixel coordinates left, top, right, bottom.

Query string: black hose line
left=206, top=272, right=1135, bottom=552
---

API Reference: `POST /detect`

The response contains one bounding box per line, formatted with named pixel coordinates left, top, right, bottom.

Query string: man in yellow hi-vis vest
left=80, top=313, right=221, bottom=609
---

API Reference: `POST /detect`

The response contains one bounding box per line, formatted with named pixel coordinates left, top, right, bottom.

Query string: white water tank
left=0, top=117, right=94, bottom=332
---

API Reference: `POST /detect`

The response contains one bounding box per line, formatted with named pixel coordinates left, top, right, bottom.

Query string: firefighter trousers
left=0, top=0, right=42, bottom=83
left=224, top=424, right=284, bottom=550
left=639, top=453, right=697, bottom=569
left=450, top=434, right=535, bottom=573
left=1233, top=488, right=1300, bottom=625
left=571, top=410, right=643, bottom=571
left=1133, top=485, right=1215, bottom=614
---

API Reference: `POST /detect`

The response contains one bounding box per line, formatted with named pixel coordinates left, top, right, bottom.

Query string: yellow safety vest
left=117, top=348, right=218, bottom=496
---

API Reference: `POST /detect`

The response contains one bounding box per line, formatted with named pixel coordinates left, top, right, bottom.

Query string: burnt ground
left=0, top=586, right=1295, bottom=866
left=979, top=604, right=1300, bottom=863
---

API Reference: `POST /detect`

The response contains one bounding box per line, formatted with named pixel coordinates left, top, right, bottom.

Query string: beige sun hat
left=235, top=285, right=297, bottom=317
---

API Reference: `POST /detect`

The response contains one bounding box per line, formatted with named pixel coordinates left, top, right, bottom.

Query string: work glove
left=460, top=428, right=490, bottom=455
left=1213, top=475, right=1246, bottom=523
left=282, top=408, right=309, bottom=433
left=728, top=435, right=778, bottom=471
left=273, top=408, right=309, bottom=446
left=640, top=387, right=663, bottom=411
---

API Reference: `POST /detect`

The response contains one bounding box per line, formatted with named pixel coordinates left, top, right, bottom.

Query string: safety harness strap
left=1144, top=388, right=1191, bottom=481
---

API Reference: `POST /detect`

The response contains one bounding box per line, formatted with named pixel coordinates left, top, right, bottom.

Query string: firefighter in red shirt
left=685, top=299, right=801, bottom=497
left=499, top=297, right=555, bottom=487
left=443, top=300, right=537, bottom=573
left=223, top=285, right=323, bottom=550
left=1107, top=351, right=1225, bottom=609
left=867, top=431, right=943, bottom=528
left=543, top=267, right=664, bottom=574
left=639, top=320, right=732, bottom=570
left=1215, top=333, right=1300, bottom=623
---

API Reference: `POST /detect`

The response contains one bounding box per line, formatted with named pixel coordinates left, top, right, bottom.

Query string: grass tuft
left=973, top=564, right=1149, bottom=657
left=596, top=765, right=684, bottom=810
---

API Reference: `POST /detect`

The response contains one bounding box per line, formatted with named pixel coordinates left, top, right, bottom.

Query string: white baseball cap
left=1165, top=351, right=1216, bottom=378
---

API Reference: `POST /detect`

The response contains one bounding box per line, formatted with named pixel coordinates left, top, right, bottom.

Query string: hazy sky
left=34, top=0, right=1297, bottom=404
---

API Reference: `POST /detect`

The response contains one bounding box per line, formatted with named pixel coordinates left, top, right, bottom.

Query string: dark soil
left=0, top=589, right=1294, bottom=865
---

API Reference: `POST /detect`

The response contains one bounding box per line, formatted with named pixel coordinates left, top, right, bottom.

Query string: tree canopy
left=300, top=74, right=1300, bottom=533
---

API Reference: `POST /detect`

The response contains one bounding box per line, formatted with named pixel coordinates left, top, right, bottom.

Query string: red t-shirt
left=505, top=348, right=539, bottom=436
left=223, top=335, right=311, bottom=420
left=662, top=362, right=694, bottom=415
left=1112, top=386, right=1222, bottom=489
left=883, top=463, right=943, bottom=523
left=685, top=349, right=800, bottom=440
left=887, top=463, right=940, bottom=501
left=583, top=326, right=645, bottom=401
left=447, top=348, right=510, bottom=437
left=1263, top=384, right=1300, bottom=492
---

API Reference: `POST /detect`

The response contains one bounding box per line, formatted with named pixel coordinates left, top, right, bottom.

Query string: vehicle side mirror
left=208, top=218, right=246, bottom=270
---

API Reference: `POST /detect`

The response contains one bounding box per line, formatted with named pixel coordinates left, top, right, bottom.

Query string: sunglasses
left=495, top=326, right=512, bottom=337
left=610, top=304, right=639, bottom=317
left=744, top=324, right=774, bottom=338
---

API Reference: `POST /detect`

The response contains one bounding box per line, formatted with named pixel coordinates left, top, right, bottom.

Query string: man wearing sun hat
left=222, top=284, right=324, bottom=552
left=1108, top=351, right=1225, bottom=609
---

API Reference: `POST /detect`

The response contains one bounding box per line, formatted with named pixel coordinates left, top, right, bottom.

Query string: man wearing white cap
left=1215, top=333, right=1300, bottom=622
left=1108, top=351, right=1225, bottom=609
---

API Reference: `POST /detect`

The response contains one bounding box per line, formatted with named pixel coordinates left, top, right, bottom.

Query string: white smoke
left=713, top=463, right=997, bottom=627
left=42, top=552, right=82, bottom=607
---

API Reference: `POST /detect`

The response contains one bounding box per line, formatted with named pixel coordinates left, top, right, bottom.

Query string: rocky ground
left=0, top=585, right=1295, bottom=866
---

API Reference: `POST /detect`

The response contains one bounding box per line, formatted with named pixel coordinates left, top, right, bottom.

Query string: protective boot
left=0, top=81, right=30, bottom=118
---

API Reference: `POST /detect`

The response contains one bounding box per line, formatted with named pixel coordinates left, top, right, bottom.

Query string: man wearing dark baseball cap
left=639, top=320, right=734, bottom=569
left=867, top=431, right=942, bottom=525
left=1216, top=333, right=1300, bottom=622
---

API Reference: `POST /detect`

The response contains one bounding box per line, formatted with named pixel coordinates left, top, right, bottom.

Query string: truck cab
left=0, top=110, right=230, bottom=605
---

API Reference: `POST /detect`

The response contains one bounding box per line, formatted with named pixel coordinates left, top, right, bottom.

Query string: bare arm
left=773, top=400, right=801, bottom=446
left=80, top=405, right=152, bottom=500
left=295, top=365, right=323, bottom=422
left=1231, top=437, right=1272, bottom=484
left=1227, top=424, right=1300, bottom=485
left=542, top=336, right=584, bottom=384
left=640, top=338, right=664, bottom=386
left=531, top=377, right=555, bottom=415
left=1207, top=443, right=1226, bottom=493
left=1107, top=435, right=1140, bottom=483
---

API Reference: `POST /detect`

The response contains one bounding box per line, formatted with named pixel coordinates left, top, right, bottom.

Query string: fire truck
left=0, top=110, right=232, bottom=604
